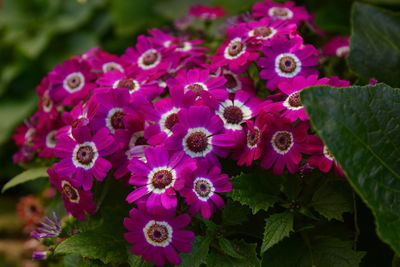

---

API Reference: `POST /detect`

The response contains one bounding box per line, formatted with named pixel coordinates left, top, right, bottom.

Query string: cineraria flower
left=213, top=36, right=259, bottom=71
left=124, top=204, right=194, bottom=266
left=49, top=58, right=96, bottom=106
left=13, top=118, right=37, bottom=146
left=48, top=168, right=97, bottom=220
left=258, top=36, right=319, bottom=90
left=181, top=160, right=231, bottom=219
left=261, top=115, right=309, bottom=175
left=89, top=50, right=130, bottom=73
left=126, top=146, right=196, bottom=213
left=305, top=135, right=345, bottom=176
left=33, top=120, right=64, bottom=158
left=189, top=4, right=226, bottom=20
left=219, top=68, right=256, bottom=94
left=263, top=75, right=329, bottom=122
left=232, top=114, right=268, bottom=166
left=214, top=90, right=261, bottom=132
left=96, top=69, right=161, bottom=101
left=167, top=68, right=227, bottom=100
left=229, top=17, right=297, bottom=44
left=165, top=106, right=236, bottom=166
left=252, top=0, right=309, bottom=24
left=31, top=212, right=61, bottom=240
left=323, top=36, right=350, bottom=58
left=54, top=126, right=115, bottom=190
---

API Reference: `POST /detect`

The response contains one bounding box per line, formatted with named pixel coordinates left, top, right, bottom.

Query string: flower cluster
left=14, top=0, right=350, bottom=265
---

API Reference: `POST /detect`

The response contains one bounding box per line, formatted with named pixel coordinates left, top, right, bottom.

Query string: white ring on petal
left=63, top=72, right=85, bottom=93
left=72, top=141, right=99, bottom=170
left=143, top=220, right=173, bottom=247
left=147, top=166, right=176, bottom=194
left=138, top=49, right=162, bottom=70
left=45, top=130, right=58, bottom=148
left=268, top=7, right=294, bottom=20
left=159, top=107, right=180, bottom=136
left=216, top=100, right=251, bottom=131
left=224, top=37, right=247, bottom=60
left=192, top=177, right=215, bottom=201
left=271, top=130, right=294, bottom=155
left=182, top=127, right=213, bottom=158
left=275, top=53, right=302, bottom=78
left=102, top=62, right=124, bottom=73
left=105, top=107, right=124, bottom=134
left=61, top=180, right=80, bottom=203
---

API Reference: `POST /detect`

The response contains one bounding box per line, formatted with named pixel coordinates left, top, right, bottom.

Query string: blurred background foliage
left=0, top=0, right=399, bottom=265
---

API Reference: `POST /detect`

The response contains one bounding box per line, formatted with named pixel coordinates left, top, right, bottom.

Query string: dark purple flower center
left=152, top=170, right=173, bottom=189
left=186, top=83, right=205, bottom=95
left=223, top=106, right=243, bottom=124
left=288, top=92, right=302, bottom=107
left=62, top=182, right=79, bottom=202
left=67, top=74, right=83, bottom=89
left=194, top=178, right=212, bottom=198
left=146, top=224, right=169, bottom=243
left=247, top=128, right=260, bottom=147
left=279, top=56, right=297, bottom=73
left=135, top=136, right=147, bottom=146
left=224, top=73, right=238, bottom=89
left=253, top=26, right=273, bottom=37
left=117, top=78, right=136, bottom=91
left=76, top=145, right=95, bottom=165
left=272, top=7, right=289, bottom=17
left=142, top=51, right=159, bottom=66
left=111, top=111, right=126, bottom=130
left=186, top=132, right=208, bottom=153
left=272, top=131, right=293, bottom=152
left=165, top=113, right=179, bottom=130
left=228, top=41, right=244, bottom=57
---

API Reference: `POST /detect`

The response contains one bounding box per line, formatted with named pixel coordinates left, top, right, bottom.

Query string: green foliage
left=261, top=212, right=294, bottom=253
left=349, top=3, right=400, bottom=87
left=1, top=167, right=48, bottom=193
left=301, top=84, right=400, bottom=254
left=310, top=179, right=353, bottom=221
left=180, top=236, right=211, bottom=267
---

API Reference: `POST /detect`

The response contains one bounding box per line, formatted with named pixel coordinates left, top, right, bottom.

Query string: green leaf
left=221, top=200, right=250, bottom=226
left=261, top=212, right=294, bottom=253
left=2, top=167, right=48, bottom=193
left=310, top=179, right=353, bottom=221
left=229, top=170, right=281, bottom=214
left=218, top=237, right=245, bottom=259
left=349, top=3, right=400, bottom=87
left=301, top=84, right=400, bottom=254
left=180, top=236, right=211, bottom=267
left=262, top=235, right=365, bottom=267
left=127, top=254, right=154, bottom=267
left=207, top=239, right=260, bottom=267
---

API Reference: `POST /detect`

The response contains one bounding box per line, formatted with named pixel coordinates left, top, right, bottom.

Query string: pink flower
left=258, top=36, right=319, bottom=90
left=124, top=204, right=194, bottom=266
left=48, top=168, right=96, bottom=221
left=323, top=36, right=350, bottom=57
left=189, top=5, right=226, bottom=20
left=49, top=59, right=96, bottom=106
left=252, top=0, right=309, bottom=25
left=89, top=50, right=130, bottom=73
left=54, top=126, right=115, bottom=190
left=263, top=75, right=329, bottom=122
left=261, top=115, right=308, bottom=175
left=181, top=160, right=231, bottom=219
left=126, top=146, right=196, bottom=214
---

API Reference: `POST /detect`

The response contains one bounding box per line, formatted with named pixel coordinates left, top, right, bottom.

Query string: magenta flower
left=126, top=146, right=196, bottom=213
left=33, top=120, right=63, bottom=159
left=181, top=160, right=231, bottom=219
left=263, top=75, right=329, bottom=122
left=261, top=115, right=309, bottom=175
left=252, top=0, right=309, bottom=24
left=49, top=58, right=96, bottom=106
left=48, top=168, right=96, bottom=220
left=323, top=36, right=350, bottom=57
left=124, top=204, right=194, bottom=266
left=213, top=36, right=259, bottom=71
left=232, top=114, right=268, bottom=166
left=167, top=68, right=228, bottom=101
left=258, top=36, right=319, bottom=90
left=189, top=5, right=226, bottom=20
left=54, top=126, right=115, bottom=190
left=36, top=77, right=58, bottom=129
left=305, top=135, right=345, bottom=176
left=165, top=106, right=236, bottom=166
left=89, top=50, right=130, bottom=73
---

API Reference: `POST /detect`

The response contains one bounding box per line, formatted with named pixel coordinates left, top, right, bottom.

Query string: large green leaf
left=229, top=170, right=281, bottom=214
left=180, top=236, right=211, bottom=267
left=301, top=84, right=400, bottom=254
left=348, top=3, right=400, bottom=87
left=2, top=167, right=48, bottom=193
left=310, top=179, right=353, bottom=222
left=261, top=212, right=294, bottom=253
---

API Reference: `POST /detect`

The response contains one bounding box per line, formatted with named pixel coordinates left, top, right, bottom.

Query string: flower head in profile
left=181, top=160, right=231, bottom=219
left=124, top=204, right=194, bottom=266
left=48, top=168, right=96, bottom=220
left=189, top=5, right=226, bottom=20
left=323, top=36, right=350, bottom=58
left=54, top=126, right=115, bottom=190
left=252, top=0, right=309, bottom=25
left=31, top=212, right=61, bottom=240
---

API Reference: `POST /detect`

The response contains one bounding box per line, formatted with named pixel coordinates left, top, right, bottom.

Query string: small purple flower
left=54, top=126, right=115, bottom=190
left=31, top=212, right=61, bottom=240
left=32, top=251, right=48, bottom=261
